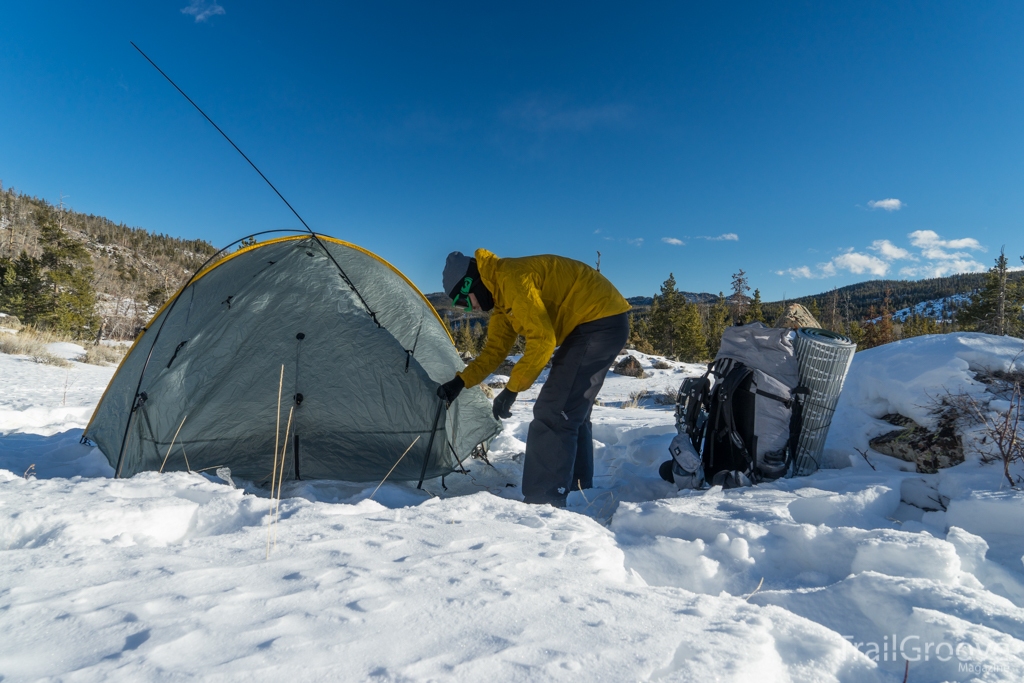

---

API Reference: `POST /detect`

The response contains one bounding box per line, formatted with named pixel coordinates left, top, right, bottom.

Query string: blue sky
left=2, top=2, right=1022, bottom=300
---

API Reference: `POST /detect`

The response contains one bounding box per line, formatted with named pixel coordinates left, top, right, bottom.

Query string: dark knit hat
left=442, top=251, right=473, bottom=298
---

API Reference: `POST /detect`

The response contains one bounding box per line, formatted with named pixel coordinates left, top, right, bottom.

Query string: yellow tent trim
left=84, top=234, right=452, bottom=437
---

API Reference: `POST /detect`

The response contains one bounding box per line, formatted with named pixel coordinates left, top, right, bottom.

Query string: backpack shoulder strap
left=715, top=363, right=755, bottom=470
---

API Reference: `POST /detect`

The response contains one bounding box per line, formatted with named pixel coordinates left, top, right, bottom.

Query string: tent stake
left=417, top=398, right=445, bottom=489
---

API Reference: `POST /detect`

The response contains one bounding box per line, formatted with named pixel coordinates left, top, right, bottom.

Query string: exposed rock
left=773, top=304, right=822, bottom=330
left=612, top=355, right=644, bottom=378
left=869, top=413, right=964, bottom=473
left=0, top=313, right=22, bottom=329
left=495, top=358, right=516, bottom=376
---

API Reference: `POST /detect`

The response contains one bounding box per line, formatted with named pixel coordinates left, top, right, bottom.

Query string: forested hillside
left=0, top=185, right=217, bottom=338
left=773, top=272, right=1014, bottom=322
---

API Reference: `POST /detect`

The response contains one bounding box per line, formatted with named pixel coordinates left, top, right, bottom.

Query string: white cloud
left=181, top=0, right=225, bottom=22
left=869, top=239, right=913, bottom=261
left=696, top=233, right=739, bottom=241
left=899, top=259, right=987, bottom=278
left=833, top=251, right=890, bottom=276
left=908, top=230, right=984, bottom=261
left=868, top=198, right=904, bottom=211
left=778, top=230, right=989, bottom=281
left=661, top=237, right=684, bottom=246
left=774, top=266, right=817, bottom=279
left=627, top=238, right=644, bottom=247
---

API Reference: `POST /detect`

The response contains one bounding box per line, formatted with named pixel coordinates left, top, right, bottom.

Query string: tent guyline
left=129, top=42, right=382, bottom=329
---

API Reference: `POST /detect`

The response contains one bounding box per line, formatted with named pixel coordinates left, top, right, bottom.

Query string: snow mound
left=826, top=332, right=1024, bottom=458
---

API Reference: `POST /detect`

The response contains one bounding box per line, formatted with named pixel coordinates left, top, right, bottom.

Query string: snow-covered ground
left=2, top=335, right=1024, bottom=681
left=889, top=293, right=972, bottom=322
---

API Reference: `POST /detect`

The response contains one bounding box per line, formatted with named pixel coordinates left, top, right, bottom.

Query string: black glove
left=437, top=376, right=465, bottom=404
left=492, top=388, right=518, bottom=420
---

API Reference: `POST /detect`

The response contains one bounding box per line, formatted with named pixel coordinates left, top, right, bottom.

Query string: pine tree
left=808, top=297, right=822, bottom=322
left=730, top=269, right=751, bottom=323
left=748, top=288, right=765, bottom=324
left=676, top=301, right=708, bottom=361
left=704, top=292, right=731, bottom=357
left=38, top=209, right=99, bottom=337
left=862, top=293, right=896, bottom=350
left=455, top=319, right=477, bottom=355
left=470, top=322, right=486, bottom=352
left=847, top=320, right=866, bottom=348
left=628, top=312, right=655, bottom=354
left=957, top=248, right=1024, bottom=336
left=821, top=288, right=842, bottom=332
left=650, top=274, right=682, bottom=357
left=0, top=257, right=16, bottom=314
left=0, top=252, right=47, bottom=323
left=901, top=314, right=941, bottom=339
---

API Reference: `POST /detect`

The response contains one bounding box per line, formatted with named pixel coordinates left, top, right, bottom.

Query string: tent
left=84, top=234, right=500, bottom=484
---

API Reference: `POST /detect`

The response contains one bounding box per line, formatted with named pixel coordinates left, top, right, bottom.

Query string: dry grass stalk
left=158, top=414, right=189, bottom=473
left=743, top=576, right=765, bottom=601
left=82, top=344, right=125, bottom=366
left=622, top=389, right=648, bottom=409
left=273, top=406, right=294, bottom=549
left=369, top=435, right=422, bottom=501
left=0, top=327, right=74, bottom=367
left=267, top=364, right=285, bottom=559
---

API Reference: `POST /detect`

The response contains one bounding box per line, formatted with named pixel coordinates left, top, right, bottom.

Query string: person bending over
left=436, top=249, right=630, bottom=507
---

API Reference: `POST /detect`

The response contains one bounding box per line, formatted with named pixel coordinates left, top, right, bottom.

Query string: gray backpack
left=660, top=323, right=808, bottom=489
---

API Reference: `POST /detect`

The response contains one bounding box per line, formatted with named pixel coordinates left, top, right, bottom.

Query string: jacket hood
left=474, top=249, right=500, bottom=292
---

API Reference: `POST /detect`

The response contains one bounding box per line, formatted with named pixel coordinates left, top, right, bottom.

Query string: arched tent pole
left=112, top=228, right=309, bottom=478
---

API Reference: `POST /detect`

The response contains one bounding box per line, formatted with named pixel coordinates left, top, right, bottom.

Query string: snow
left=889, top=293, right=973, bottom=322
left=3, top=336, right=1024, bottom=681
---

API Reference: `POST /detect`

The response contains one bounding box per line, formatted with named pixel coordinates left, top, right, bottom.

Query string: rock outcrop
left=774, top=304, right=821, bottom=330
left=869, top=413, right=964, bottom=473
left=612, top=355, right=644, bottom=378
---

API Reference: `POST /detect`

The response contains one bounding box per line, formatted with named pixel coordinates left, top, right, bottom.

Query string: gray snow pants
left=522, top=312, right=630, bottom=507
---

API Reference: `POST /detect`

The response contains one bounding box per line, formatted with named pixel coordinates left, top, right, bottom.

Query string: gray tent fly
left=84, top=233, right=500, bottom=486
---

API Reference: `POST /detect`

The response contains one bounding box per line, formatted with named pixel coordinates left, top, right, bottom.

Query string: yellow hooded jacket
left=457, top=249, right=631, bottom=392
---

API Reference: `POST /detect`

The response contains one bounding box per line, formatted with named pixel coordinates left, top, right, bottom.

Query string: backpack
left=660, top=323, right=808, bottom=490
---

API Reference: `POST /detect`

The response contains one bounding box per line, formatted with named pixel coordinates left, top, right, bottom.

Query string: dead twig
left=854, top=447, right=877, bottom=471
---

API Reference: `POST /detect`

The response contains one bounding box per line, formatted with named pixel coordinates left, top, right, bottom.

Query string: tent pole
left=417, top=398, right=446, bottom=489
